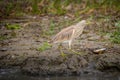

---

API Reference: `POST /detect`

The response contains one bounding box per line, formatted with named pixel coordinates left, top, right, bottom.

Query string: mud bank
left=0, top=47, right=120, bottom=76
left=15, top=49, right=120, bottom=76
left=0, top=17, right=120, bottom=76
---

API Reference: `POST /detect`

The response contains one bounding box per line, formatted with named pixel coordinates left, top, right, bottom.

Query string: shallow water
left=0, top=69, right=120, bottom=80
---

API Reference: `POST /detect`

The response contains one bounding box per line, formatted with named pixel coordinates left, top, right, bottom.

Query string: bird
left=50, top=20, right=90, bottom=56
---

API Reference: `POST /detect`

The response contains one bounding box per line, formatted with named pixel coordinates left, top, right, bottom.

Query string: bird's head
left=78, top=20, right=92, bottom=25
left=80, top=20, right=92, bottom=25
left=79, top=20, right=86, bottom=24
left=76, top=20, right=87, bottom=27
left=77, top=20, right=86, bottom=26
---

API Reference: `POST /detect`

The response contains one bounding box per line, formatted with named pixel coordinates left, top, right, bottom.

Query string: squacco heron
left=51, top=20, right=90, bottom=56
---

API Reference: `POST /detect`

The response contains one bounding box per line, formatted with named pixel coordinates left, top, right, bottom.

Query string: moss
left=0, top=35, right=7, bottom=40
left=110, top=21, right=120, bottom=44
left=37, top=42, right=52, bottom=52
left=6, top=24, right=21, bottom=30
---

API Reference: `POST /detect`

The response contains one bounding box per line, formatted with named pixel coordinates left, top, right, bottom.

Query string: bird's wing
left=52, top=26, right=75, bottom=43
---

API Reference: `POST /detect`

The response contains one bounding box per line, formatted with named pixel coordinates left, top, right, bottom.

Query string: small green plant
left=54, top=0, right=66, bottom=15
left=0, top=35, right=7, bottom=40
left=49, top=20, right=56, bottom=35
left=6, top=24, right=21, bottom=30
left=37, top=42, right=52, bottom=52
left=31, top=0, right=40, bottom=14
left=0, top=32, right=17, bottom=41
left=14, top=12, right=25, bottom=17
left=42, top=20, right=56, bottom=36
left=110, top=21, right=120, bottom=44
left=4, top=2, right=14, bottom=16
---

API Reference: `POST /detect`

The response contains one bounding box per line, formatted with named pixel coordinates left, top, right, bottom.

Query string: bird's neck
left=77, top=24, right=85, bottom=29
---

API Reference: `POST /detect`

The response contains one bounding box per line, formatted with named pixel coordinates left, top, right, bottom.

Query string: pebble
left=93, top=48, right=106, bottom=54
left=0, top=48, right=8, bottom=51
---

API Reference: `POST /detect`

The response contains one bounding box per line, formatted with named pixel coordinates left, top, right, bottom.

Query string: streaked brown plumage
left=52, top=20, right=87, bottom=49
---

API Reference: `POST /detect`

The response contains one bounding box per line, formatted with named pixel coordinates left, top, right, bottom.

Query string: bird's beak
left=86, top=20, right=92, bottom=25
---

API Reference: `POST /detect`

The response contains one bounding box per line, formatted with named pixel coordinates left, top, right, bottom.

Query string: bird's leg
left=68, top=40, right=72, bottom=49
left=68, top=40, right=76, bottom=53
left=68, top=40, right=81, bottom=55
left=58, top=44, right=67, bottom=57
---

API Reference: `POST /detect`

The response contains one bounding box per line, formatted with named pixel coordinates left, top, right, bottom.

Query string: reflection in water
left=0, top=69, right=120, bottom=80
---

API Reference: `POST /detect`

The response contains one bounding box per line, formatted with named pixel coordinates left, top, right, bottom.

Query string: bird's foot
left=69, top=49, right=81, bottom=55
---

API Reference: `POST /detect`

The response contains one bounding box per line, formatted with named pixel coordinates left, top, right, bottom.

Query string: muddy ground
left=0, top=15, right=120, bottom=76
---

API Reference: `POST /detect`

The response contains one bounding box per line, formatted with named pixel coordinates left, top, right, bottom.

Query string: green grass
left=49, top=20, right=56, bottom=35
left=1, top=0, right=120, bottom=18
left=31, top=0, right=40, bottom=14
left=0, top=35, right=7, bottom=40
left=37, top=42, right=52, bottom=52
left=0, top=32, right=17, bottom=41
left=14, top=12, right=25, bottom=17
left=6, top=24, right=21, bottom=30
left=45, top=20, right=56, bottom=36
left=110, top=21, right=120, bottom=44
